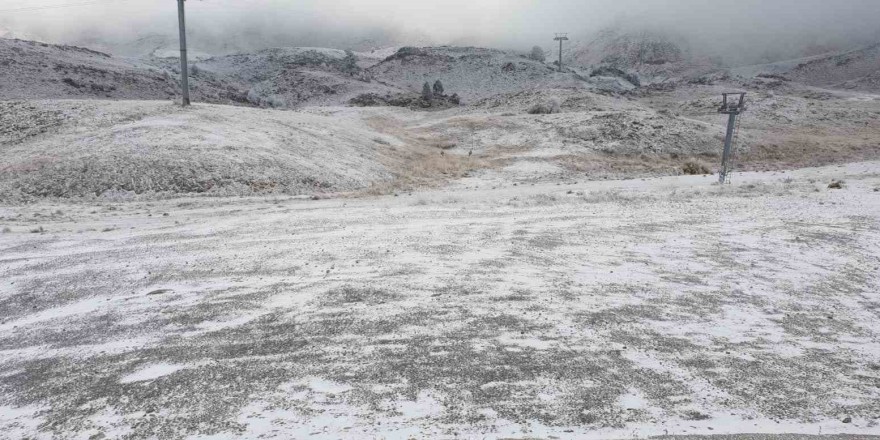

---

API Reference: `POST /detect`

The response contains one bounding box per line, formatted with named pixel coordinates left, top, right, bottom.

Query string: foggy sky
left=2, top=0, right=879, bottom=63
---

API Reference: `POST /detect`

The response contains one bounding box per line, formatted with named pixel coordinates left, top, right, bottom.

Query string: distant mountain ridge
left=564, top=27, right=722, bottom=84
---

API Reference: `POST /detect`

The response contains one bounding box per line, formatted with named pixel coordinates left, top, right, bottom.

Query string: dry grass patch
left=364, top=151, right=487, bottom=195
left=558, top=153, right=719, bottom=178
left=682, top=159, right=711, bottom=175
left=739, top=133, right=880, bottom=171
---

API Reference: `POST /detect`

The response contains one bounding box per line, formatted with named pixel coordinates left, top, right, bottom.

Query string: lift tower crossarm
left=554, top=33, right=569, bottom=72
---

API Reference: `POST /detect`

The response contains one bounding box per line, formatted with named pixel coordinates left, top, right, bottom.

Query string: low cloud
left=2, top=0, right=879, bottom=63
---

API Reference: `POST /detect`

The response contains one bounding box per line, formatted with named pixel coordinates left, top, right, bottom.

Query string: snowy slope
left=569, top=28, right=721, bottom=84
left=0, top=37, right=258, bottom=104
left=731, top=43, right=880, bottom=93
left=0, top=100, right=398, bottom=201
left=0, top=38, right=180, bottom=101
left=0, top=38, right=404, bottom=107
left=1, top=161, right=880, bottom=438
left=367, top=46, right=582, bottom=103
left=784, top=43, right=880, bottom=92
left=179, top=47, right=408, bottom=108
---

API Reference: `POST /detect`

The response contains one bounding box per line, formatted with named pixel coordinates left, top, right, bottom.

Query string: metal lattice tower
left=718, top=92, right=746, bottom=184
left=554, top=33, right=569, bottom=72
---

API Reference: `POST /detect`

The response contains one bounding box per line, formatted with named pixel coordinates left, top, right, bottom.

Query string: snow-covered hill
left=0, top=37, right=266, bottom=105
left=0, top=38, right=181, bottom=101
left=783, top=43, right=880, bottom=92
left=730, top=43, right=880, bottom=93
left=367, top=46, right=583, bottom=103
left=0, top=100, right=401, bottom=201
left=180, top=47, right=408, bottom=108
left=0, top=38, right=412, bottom=108
left=568, top=27, right=721, bottom=84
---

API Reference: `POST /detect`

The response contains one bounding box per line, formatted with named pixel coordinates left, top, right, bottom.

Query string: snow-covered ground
left=0, top=100, right=404, bottom=201
left=1, top=161, right=878, bottom=439
left=2, top=30, right=880, bottom=439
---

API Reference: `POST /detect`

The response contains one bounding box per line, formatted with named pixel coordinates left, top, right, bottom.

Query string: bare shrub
left=682, top=160, right=711, bottom=175
left=265, top=95, right=286, bottom=108
left=529, top=46, right=546, bottom=62
left=246, top=89, right=285, bottom=108
left=527, top=97, right=562, bottom=115
left=342, top=49, right=358, bottom=76
left=1, top=227, right=10, bottom=233
left=432, top=141, right=457, bottom=150
left=246, top=88, right=262, bottom=105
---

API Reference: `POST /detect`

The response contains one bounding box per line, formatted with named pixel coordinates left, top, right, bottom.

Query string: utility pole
left=717, top=92, right=746, bottom=184
left=177, top=0, right=190, bottom=106
left=554, top=33, right=569, bottom=72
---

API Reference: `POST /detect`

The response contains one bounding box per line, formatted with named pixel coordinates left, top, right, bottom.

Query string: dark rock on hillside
left=349, top=92, right=460, bottom=110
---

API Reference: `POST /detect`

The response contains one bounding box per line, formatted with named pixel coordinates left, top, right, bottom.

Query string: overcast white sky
left=1, top=0, right=879, bottom=61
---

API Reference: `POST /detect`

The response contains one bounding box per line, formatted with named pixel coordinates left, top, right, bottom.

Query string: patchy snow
left=0, top=295, right=109, bottom=333
left=1, top=160, right=878, bottom=438
left=119, top=363, right=190, bottom=384
left=0, top=100, right=398, bottom=201
left=0, top=405, right=46, bottom=439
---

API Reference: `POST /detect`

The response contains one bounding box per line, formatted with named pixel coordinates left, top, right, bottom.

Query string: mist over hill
left=2, top=0, right=880, bottom=65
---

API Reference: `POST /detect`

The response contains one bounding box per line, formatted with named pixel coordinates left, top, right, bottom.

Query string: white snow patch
left=619, top=388, right=650, bottom=410
left=0, top=296, right=109, bottom=333
left=119, top=363, right=189, bottom=384
left=0, top=405, right=47, bottom=440
left=497, top=333, right=554, bottom=350
left=302, top=377, right=352, bottom=395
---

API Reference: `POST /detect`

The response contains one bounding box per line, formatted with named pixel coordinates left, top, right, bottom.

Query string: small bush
left=682, top=160, right=711, bottom=175
left=342, top=49, right=358, bottom=76
left=246, top=88, right=286, bottom=108
left=527, top=97, right=562, bottom=115
left=265, top=95, right=286, bottom=108
left=1, top=227, right=10, bottom=233
left=421, top=82, right=434, bottom=100
left=246, top=88, right=262, bottom=105
left=828, top=180, right=845, bottom=189
left=529, top=46, right=546, bottom=62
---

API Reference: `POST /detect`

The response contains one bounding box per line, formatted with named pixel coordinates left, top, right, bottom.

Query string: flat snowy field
left=1, top=162, right=879, bottom=439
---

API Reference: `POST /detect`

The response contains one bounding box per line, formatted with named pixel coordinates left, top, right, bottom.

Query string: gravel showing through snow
left=0, top=161, right=879, bottom=438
